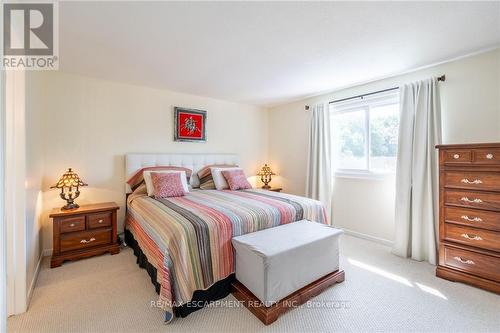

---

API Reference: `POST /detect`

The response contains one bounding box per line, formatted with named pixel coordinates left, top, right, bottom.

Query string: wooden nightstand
left=264, top=187, right=283, bottom=192
left=50, top=202, right=120, bottom=268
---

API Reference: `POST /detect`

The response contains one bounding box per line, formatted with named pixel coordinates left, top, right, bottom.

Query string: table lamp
left=50, top=168, right=88, bottom=210
left=257, top=164, right=275, bottom=189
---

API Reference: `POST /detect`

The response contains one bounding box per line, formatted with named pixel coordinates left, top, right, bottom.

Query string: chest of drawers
left=436, top=143, right=500, bottom=293
left=50, top=202, right=120, bottom=268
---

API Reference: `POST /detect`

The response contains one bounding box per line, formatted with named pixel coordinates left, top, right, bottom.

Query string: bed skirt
left=124, top=229, right=235, bottom=319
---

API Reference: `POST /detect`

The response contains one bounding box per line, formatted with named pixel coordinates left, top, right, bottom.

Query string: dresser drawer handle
left=453, top=154, right=460, bottom=159
left=460, top=178, right=483, bottom=184
left=486, top=153, right=494, bottom=160
left=461, top=233, right=483, bottom=241
left=80, top=237, right=96, bottom=244
left=69, top=223, right=75, bottom=227
left=460, top=197, right=482, bottom=203
left=98, top=219, right=104, bottom=224
left=453, top=256, right=475, bottom=265
left=460, top=215, right=483, bottom=222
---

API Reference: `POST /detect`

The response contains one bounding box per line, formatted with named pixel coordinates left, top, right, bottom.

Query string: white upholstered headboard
left=125, top=153, right=240, bottom=193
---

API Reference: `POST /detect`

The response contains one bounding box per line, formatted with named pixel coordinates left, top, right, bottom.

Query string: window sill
left=334, top=170, right=395, bottom=180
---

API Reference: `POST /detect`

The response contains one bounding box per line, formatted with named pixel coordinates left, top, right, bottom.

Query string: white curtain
left=306, top=102, right=333, bottom=221
left=393, top=77, right=442, bottom=265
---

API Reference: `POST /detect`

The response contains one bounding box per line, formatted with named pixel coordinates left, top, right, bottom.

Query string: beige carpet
left=8, top=235, right=500, bottom=333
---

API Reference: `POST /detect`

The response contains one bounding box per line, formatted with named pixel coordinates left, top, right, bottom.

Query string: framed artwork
left=174, top=107, right=207, bottom=142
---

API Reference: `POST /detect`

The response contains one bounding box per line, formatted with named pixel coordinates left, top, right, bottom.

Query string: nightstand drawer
left=60, top=216, right=86, bottom=233
left=60, top=230, right=111, bottom=252
left=88, top=212, right=112, bottom=229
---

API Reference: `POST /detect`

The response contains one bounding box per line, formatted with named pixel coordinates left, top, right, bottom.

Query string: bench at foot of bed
left=231, top=219, right=345, bottom=325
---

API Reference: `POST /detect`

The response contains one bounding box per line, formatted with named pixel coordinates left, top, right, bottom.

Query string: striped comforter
left=125, top=185, right=328, bottom=318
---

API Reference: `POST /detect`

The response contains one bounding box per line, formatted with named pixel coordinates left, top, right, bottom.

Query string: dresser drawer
left=59, top=216, right=86, bottom=234
left=60, top=230, right=112, bottom=252
left=444, top=172, right=500, bottom=192
left=87, top=212, right=112, bottom=229
left=445, top=190, right=500, bottom=211
left=444, top=207, right=500, bottom=232
left=444, top=150, right=472, bottom=164
left=443, top=245, right=500, bottom=282
left=474, top=149, right=500, bottom=165
left=444, top=224, right=500, bottom=252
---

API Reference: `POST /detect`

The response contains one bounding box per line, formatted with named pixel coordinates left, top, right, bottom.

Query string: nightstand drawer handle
left=486, top=153, right=494, bottom=160
left=460, top=197, right=482, bottom=203
left=461, top=215, right=482, bottom=222
left=453, top=154, right=460, bottom=159
left=98, top=219, right=104, bottom=224
left=69, top=223, right=75, bottom=227
left=461, top=233, right=482, bottom=241
left=80, top=237, right=96, bottom=244
left=460, top=178, right=482, bottom=184
left=453, top=256, right=475, bottom=265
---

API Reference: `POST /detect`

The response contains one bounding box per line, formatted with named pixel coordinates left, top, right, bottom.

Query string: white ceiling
left=59, top=1, right=500, bottom=106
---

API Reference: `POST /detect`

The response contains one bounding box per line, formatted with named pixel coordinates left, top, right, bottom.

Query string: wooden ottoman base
left=231, top=269, right=345, bottom=325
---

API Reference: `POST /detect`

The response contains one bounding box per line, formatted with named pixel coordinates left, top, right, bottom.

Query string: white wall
left=25, top=71, right=269, bottom=253
left=268, top=49, right=500, bottom=243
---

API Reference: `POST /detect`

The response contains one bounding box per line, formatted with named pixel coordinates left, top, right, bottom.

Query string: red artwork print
left=174, top=107, right=206, bottom=142
left=178, top=112, right=203, bottom=139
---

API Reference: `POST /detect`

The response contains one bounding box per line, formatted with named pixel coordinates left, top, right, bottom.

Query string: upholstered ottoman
left=231, top=220, right=345, bottom=324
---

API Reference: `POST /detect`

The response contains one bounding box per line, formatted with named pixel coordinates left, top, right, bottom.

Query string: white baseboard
left=42, top=249, right=52, bottom=257
left=341, top=228, right=393, bottom=247
left=27, top=253, right=43, bottom=306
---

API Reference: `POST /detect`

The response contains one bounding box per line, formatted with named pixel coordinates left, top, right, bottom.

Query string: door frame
left=4, top=70, right=28, bottom=317
left=1, top=67, right=7, bottom=332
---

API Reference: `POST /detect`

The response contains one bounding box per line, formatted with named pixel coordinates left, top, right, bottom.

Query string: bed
left=124, top=153, right=329, bottom=322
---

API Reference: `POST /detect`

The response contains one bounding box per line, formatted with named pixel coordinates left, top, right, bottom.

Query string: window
left=331, top=91, right=400, bottom=177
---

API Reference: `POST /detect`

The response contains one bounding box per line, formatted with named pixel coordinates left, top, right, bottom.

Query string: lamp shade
left=257, top=164, right=275, bottom=177
left=51, top=168, right=88, bottom=189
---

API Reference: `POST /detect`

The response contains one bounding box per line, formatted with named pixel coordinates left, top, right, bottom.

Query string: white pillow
left=210, top=167, right=242, bottom=190
left=143, top=170, right=190, bottom=196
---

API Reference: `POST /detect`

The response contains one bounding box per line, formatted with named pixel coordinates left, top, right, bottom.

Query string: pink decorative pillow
left=221, top=169, right=252, bottom=190
left=150, top=172, right=185, bottom=198
left=198, top=164, right=238, bottom=190
left=127, top=166, right=192, bottom=191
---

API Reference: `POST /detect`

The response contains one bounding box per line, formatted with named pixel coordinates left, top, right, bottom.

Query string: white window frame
left=330, top=90, right=400, bottom=180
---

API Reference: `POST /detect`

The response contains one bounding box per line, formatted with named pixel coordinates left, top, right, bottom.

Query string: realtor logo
left=2, top=2, right=58, bottom=69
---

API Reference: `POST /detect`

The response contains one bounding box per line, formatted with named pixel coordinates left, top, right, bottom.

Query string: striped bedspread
left=125, top=185, right=328, bottom=318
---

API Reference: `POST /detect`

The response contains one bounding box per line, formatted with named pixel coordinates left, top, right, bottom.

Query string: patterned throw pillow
left=150, top=172, right=185, bottom=198
left=197, top=164, right=237, bottom=190
left=127, top=166, right=192, bottom=191
left=211, top=167, right=241, bottom=190
left=144, top=170, right=189, bottom=196
left=221, top=169, right=252, bottom=190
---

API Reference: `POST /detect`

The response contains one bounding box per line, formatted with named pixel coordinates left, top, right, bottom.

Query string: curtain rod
left=304, top=74, right=445, bottom=110
left=329, top=74, right=445, bottom=105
